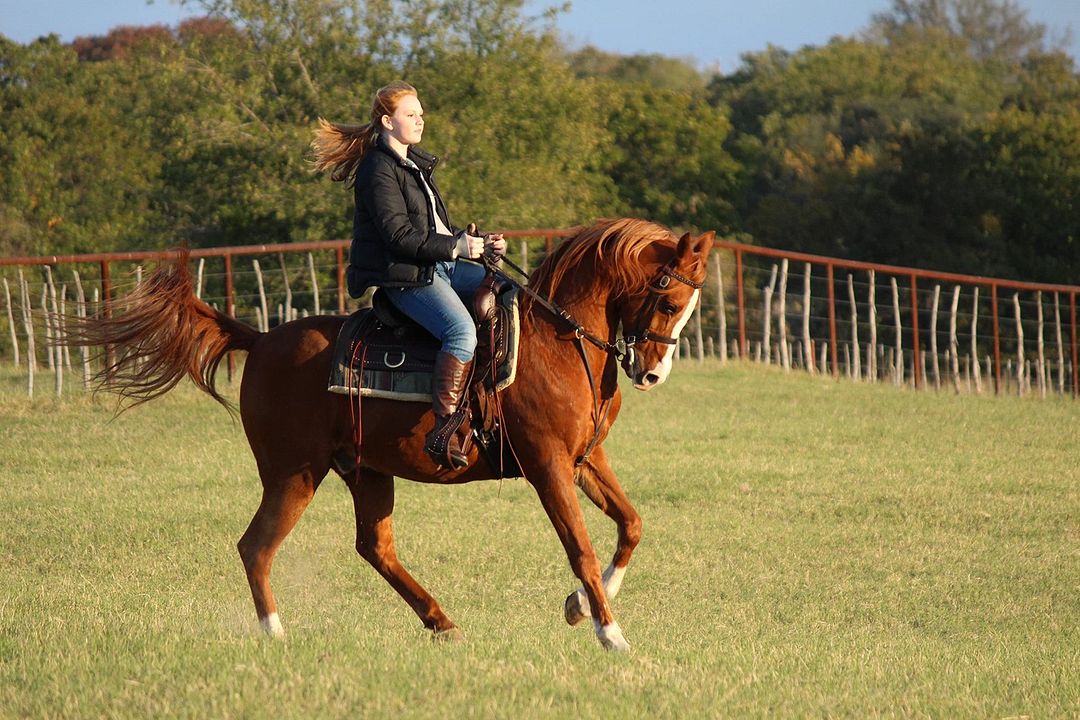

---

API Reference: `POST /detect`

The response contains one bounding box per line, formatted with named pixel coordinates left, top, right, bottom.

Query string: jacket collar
left=374, top=133, right=439, bottom=175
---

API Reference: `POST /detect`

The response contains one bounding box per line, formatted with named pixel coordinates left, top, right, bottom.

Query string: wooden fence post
left=40, top=285, right=53, bottom=372
left=1054, top=292, right=1065, bottom=395
left=45, top=267, right=62, bottom=398
left=253, top=259, right=269, bottom=332
left=714, top=253, right=727, bottom=365
left=847, top=273, right=859, bottom=381
left=803, top=263, right=814, bottom=374
left=778, top=259, right=790, bottom=370
left=762, top=264, right=777, bottom=365
left=1013, top=293, right=1025, bottom=397
left=278, top=253, right=294, bottom=322
left=971, top=287, right=982, bottom=394
left=73, top=271, right=91, bottom=389
left=3, top=277, right=19, bottom=368
left=890, top=277, right=903, bottom=386
left=195, top=258, right=205, bottom=300
left=308, top=252, right=321, bottom=316
left=18, top=270, right=35, bottom=397
left=949, top=285, right=961, bottom=394
left=59, top=285, right=71, bottom=371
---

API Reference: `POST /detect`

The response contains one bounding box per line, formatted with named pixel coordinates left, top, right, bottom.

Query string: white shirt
left=402, top=156, right=453, bottom=237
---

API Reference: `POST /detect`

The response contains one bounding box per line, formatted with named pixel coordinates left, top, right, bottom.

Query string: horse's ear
left=677, top=230, right=715, bottom=260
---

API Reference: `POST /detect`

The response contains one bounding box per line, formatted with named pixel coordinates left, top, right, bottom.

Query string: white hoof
left=260, top=612, right=284, bottom=638
left=594, top=620, right=631, bottom=652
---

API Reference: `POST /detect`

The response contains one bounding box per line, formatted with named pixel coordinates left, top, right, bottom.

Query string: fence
left=703, top=240, right=1079, bottom=399
left=2, top=230, right=1078, bottom=400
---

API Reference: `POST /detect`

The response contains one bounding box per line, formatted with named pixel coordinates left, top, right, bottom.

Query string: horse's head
left=619, top=230, right=715, bottom=390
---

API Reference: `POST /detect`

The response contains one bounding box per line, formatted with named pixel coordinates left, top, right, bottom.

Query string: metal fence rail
left=3, top=229, right=1078, bottom=399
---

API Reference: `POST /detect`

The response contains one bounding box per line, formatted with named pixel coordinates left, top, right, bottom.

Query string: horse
left=67, top=218, right=714, bottom=652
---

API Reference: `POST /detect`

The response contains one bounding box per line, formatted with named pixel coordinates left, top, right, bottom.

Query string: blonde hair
left=311, top=81, right=418, bottom=187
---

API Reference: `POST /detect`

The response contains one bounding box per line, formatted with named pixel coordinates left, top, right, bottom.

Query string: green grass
left=1, top=361, right=1078, bottom=718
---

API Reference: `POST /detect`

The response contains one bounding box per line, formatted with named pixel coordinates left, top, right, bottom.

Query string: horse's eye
left=659, top=301, right=679, bottom=316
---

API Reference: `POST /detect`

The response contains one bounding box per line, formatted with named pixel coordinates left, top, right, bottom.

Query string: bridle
left=485, top=252, right=704, bottom=469
left=490, top=254, right=704, bottom=381
left=616, top=262, right=706, bottom=379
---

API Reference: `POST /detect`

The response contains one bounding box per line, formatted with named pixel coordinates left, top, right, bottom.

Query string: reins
left=483, top=252, right=703, bottom=468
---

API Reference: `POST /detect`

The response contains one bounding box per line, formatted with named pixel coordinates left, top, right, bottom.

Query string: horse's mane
left=528, top=218, right=678, bottom=305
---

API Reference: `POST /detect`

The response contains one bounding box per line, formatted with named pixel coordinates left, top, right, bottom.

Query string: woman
left=312, top=81, right=506, bottom=469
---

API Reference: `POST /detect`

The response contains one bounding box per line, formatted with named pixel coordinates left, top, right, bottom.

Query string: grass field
left=1, top=360, right=1078, bottom=718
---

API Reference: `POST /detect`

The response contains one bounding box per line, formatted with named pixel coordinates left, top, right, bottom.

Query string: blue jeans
left=384, top=260, right=485, bottom=363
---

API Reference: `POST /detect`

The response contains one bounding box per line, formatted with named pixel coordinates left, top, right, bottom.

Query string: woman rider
left=312, top=81, right=506, bottom=469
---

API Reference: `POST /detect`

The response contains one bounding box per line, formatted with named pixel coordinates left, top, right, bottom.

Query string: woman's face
left=383, top=94, right=424, bottom=146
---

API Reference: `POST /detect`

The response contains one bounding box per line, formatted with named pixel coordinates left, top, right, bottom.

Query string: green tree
left=0, top=35, right=166, bottom=256
left=869, top=0, right=1052, bottom=63
left=596, top=81, right=738, bottom=232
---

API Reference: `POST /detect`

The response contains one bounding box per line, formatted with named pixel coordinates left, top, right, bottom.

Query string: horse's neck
left=548, top=274, right=617, bottom=343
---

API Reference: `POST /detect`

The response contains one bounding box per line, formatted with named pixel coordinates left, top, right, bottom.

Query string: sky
left=1, top=0, right=1077, bottom=72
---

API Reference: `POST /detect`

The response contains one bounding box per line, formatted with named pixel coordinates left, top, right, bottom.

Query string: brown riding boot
left=425, top=351, right=473, bottom=469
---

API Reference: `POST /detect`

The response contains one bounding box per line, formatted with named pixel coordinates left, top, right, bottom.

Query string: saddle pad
left=328, top=289, right=520, bottom=402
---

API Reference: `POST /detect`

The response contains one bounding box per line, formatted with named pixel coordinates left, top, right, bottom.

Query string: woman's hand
left=455, top=231, right=485, bottom=259
left=484, top=233, right=507, bottom=258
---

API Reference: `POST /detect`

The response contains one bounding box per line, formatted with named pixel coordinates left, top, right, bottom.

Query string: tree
left=568, top=46, right=705, bottom=93
left=0, top=35, right=168, bottom=256
left=870, top=0, right=1052, bottom=63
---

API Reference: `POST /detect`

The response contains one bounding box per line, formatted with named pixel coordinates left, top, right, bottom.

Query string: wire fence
left=2, top=231, right=1078, bottom=399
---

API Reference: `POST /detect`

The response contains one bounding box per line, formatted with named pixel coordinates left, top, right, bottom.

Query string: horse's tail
left=64, top=250, right=259, bottom=411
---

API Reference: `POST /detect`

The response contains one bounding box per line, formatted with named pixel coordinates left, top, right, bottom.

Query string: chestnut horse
left=70, top=218, right=713, bottom=651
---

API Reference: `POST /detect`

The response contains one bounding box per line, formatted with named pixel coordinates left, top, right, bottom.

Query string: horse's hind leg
left=237, top=471, right=317, bottom=637
left=346, top=468, right=459, bottom=637
left=346, top=468, right=459, bottom=639
left=565, top=446, right=642, bottom=627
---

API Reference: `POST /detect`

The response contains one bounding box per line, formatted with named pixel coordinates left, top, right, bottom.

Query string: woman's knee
left=442, top=319, right=476, bottom=362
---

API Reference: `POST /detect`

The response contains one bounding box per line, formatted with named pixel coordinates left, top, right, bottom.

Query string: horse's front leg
left=528, top=458, right=631, bottom=652
left=564, top=446, right=642, bottom=628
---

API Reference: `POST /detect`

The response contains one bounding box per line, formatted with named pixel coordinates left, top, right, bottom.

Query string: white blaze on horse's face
left=632, top=289, right=699, bottom=391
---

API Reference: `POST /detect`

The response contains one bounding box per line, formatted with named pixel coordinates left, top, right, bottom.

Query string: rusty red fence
left=714, top=239, right=1080, bottom=398
left=2, top=229, right=1078, bottom=399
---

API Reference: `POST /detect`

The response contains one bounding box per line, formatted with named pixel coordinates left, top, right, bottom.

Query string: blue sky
left=2, top=0, right=1077, bottom=71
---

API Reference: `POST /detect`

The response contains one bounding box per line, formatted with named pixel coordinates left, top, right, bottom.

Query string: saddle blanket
left=327, top=288, right=520, bottom=402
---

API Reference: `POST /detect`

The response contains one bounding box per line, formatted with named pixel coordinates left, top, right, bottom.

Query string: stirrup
left=425, top=408, right=471, bottom=469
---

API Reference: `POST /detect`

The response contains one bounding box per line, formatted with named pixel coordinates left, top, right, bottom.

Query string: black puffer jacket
left=346, top=135, right=460, bottom=297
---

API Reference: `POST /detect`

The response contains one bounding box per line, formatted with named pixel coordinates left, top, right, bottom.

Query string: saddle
left=328, top=274, right=522, bottom=477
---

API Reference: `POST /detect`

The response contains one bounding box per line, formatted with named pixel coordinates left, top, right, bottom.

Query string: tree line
left=1, top=0, right=1077, bottom=284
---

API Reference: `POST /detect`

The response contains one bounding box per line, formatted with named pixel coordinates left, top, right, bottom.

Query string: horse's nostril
left=644, top=372, right=661, bottom=385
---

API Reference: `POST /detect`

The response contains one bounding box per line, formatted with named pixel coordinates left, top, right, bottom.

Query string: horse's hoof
left=260, top=613, right=285, bottom=639
left=596, top=622, right=631, bottom=652
left=432, top=626, right=465, bottom=643
left=564, top=592, right=587, bottom=627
